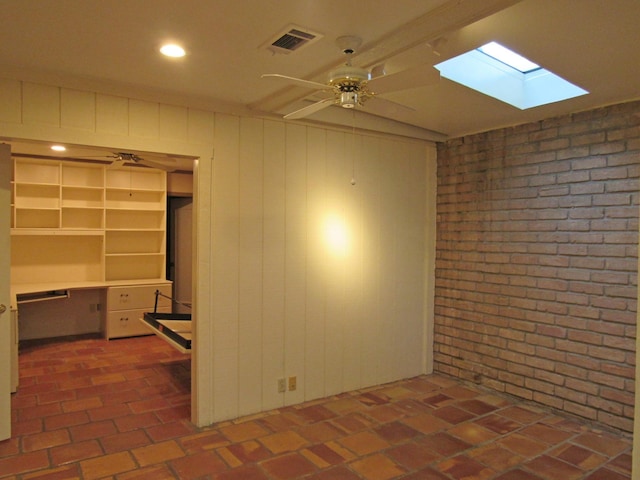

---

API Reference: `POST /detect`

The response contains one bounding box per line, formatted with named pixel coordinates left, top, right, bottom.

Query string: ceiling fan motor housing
left=330, top=65, right=369, bottom=108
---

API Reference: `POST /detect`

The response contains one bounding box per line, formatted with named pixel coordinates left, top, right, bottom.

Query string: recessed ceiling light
left=51, top=145, right=66, bottom=152
left=160, top=44, right=186, bottom=58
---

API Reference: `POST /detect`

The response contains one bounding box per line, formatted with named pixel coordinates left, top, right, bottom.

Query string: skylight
left=435, top=41, right=588, bottom=110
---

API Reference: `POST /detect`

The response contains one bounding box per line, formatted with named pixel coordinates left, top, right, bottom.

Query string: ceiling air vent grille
left=262, top=25, right=323, bottom=55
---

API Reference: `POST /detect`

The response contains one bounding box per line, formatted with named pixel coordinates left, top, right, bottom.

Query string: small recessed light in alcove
left=51, top=145, right=66, bottom=152
left=160, top=43, right=186, bottom=58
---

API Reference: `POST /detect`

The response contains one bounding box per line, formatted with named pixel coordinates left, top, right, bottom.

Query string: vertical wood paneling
left=96, top=94, right=129, bottom=136
left=237, top=117, right=264, bottom=415
left=188, top=109, right=215, bottom=145
left=129, top=99, right=159, bottom=138
left=212, top=113, right=240, bottom=420
left=22, top=83, right=60, bottom=126
left=304, top=127, right=327, bottom=401
left=160, top=104, right=188, bottom=143
left=60, top=89, right=95, bottom=131
left=262, top=120, right=286, bottom=410
left=0, top=78, right=21, bottom=124
left=324, top=130, right=347, bottom=396
left=284, top=123, right=307, bottom=406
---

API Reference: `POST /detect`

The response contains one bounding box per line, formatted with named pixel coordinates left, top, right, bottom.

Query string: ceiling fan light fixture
left=340, top=92, right=358, bottom=108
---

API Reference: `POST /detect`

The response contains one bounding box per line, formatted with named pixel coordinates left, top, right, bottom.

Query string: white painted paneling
left=129, top=99, right=159, bottom=139
left=160, top=104, right=188, bottom=143
left=262, top=120, right=286, bottom=410
left=61, top=89, right=96, bottom=131
left=22, top=83, right=60, bottom=126
left=211, top=113, right=240, bottom=420
left=188, top=109, right=215, bottom=145
left=304, top=127, right=327, bottom=401
left=96, top=94, right=129, bottom=136
left=238, top=116, right=264, bottom=415
left=0, top=78, right=21, bottom=124
left=283, top=123, right=308, bottom=406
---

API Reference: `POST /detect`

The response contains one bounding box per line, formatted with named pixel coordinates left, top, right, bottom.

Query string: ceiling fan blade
left=366, top=64, right=440, bottom=95
left=367, top=96, right=416, bottom=116
left=137, top=158, right=177, bottom=172
left=284, top=98, right=336, bottom=119
left=262, top=74, right=330, bottom=91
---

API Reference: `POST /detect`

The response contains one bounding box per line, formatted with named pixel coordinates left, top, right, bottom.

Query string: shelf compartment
left=105, top=254, right=164, bottom=281
left=106, top=169, right=165, bottom=191
left=14, top=184, right=60, bottom=208
left=105, top=230, right=164, bottom=254
left=62, top=163, right=104, bottom=188
left=14, top=160, right=60, bottom=184
left=11, top=235, right=104, bottom=284
left=62, top=186, right=104, bottom=208
left=61, top=208, right=104, bottom=229
left=105, top=209, right=164, bottom=230
left=105, top=188, right=164, bottom=210
left=14, top=208, right=60, bottom=228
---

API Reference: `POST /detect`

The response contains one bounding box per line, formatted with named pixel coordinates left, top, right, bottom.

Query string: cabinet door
left=106, top=307, right=170, bottom=338
left=107, top=284, right=172, bottom=310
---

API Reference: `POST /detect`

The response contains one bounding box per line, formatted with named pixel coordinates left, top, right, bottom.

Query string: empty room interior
left=0, top=1, right=639, bottom=479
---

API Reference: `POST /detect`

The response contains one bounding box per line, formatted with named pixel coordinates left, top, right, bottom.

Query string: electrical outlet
left=288, top=376, right=297, bottom=391
left=277, top=378, right=286, bottom=393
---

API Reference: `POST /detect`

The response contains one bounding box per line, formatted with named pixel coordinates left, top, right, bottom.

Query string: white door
left=0, top=143, right=11, bottom=440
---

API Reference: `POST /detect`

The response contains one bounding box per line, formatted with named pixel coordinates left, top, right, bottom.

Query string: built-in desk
left=10, top=279, right=172, bottom=392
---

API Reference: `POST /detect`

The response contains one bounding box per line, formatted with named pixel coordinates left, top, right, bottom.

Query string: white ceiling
left=1, top=0, right=640, bottom=153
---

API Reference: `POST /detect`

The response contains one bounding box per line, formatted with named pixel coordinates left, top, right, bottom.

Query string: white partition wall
left=0, top=78, right=436, bottom=427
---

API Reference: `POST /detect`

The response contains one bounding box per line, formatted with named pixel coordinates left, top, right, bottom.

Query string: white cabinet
left=105, top=283, right=172, bottom=339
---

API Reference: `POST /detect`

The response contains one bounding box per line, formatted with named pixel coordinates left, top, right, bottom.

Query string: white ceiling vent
left=262, top=25, right=323, bottom=55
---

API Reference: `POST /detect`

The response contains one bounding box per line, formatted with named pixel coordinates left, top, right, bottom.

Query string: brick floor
left=0, top=335, right=632, bottom=479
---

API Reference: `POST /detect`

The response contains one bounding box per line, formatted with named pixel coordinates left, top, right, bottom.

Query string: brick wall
left=434, top=101, right=639, bottom=432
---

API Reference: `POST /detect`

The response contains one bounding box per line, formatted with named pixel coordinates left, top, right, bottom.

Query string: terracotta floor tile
left=22, top=464, right=81, bottom=479
left=179, top=430, right=230, bottom=453
left=306, top=465, right=362, bottom=480
left=115, top=463, right=176, bottom=480
left=419, top=432, right=471, bottom=457
left=525, top=454, right=585, bottom=480
left=387, top=442, right=441, bottom=469
left=402, top=466, right=450, bottom=480
left=401, top=413, right=450, bottom=435
left=114, top=412, right=161, bottom=432
left=22, top=429, right=71, bottom=452
left=170, top=450, right=228, bottom=479
left=100, top=429, right=152, bottom=454
left=130, top=439, right=185, bottom=466
left=609, top=452, right=632, bottom=476
left=61, top=396, right=103, bottom=413
left=295, top=405, right=338, bottom=424
left=339, top=430, right=390, bottom=456
left=364, top=404, right=406, bottom=423
left=433, top=405, right=476, bottom=425
left=498, top=405, right=547, bottom=424
left=585, top=467, right=630, bottom=480
left=437, top=454, right=495, bottom=480
left=221, top=420, right=270, bottom=442
left=216, top=464, right=271, bottom=480
left=49, top=439, right=103, bottom=465
left=468, top=443, right=523, bottom=471
left=297, top=421, right=344, bottom=443
left=261, top=452, right=317, bottom=479
left=301, top=441, right=355, bottom=467
left=69, top=419, right=117, bottom=442
left=474, top=413, right=522, bottom=434
left=551, top=443, right=607, bottom=470
left=573, top=431, right=631, bottom=457
left=331, top=412, right=375, bottom=433
left=448, top=422, right=500, bottom=444
left=350, top=452, right=407, bottom=480
left=217, top=439, right=272, bottom=466
left=457, top=399, right=498, bottom=416
left=498, top=433, right=548, bottom=458
left=0, top=450, right=50, bottom=476
left=493, top=468, right=544, bottom=480
left=260, top=430, right=308, bottom=454
left=79, top=451, right=136, bottom=480
left=43, top=411, right=89, bottom=431
left=520, top=423, right=574, bottom=445
left=373, top=421, right=420, bottom=444
left=145, top=419, right=195, bottom=442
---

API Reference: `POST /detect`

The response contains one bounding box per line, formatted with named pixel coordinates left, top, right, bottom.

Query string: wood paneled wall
left=0, top=78, right=436, bottom=425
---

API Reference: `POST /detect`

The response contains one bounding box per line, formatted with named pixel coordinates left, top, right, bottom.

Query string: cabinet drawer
left=106, top=307, right=170, bottom=338
left=107, top=284, right=172, bottom=310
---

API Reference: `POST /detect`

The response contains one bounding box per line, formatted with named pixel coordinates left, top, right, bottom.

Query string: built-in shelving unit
left=11, top=157, right=168, bottom=285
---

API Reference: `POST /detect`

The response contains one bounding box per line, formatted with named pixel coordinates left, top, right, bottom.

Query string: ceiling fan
left=105, top=152, right=176, bottom=172
left=262, top=36, right=440, bottom=120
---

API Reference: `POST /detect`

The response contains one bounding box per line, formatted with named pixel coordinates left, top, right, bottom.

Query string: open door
left=0, top=143, right=12, bottom=440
